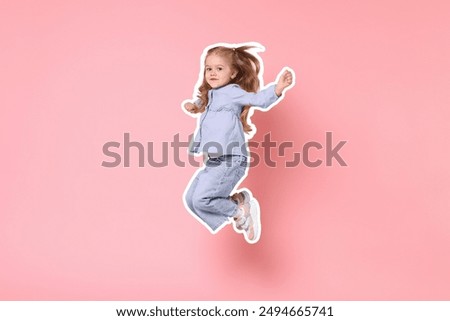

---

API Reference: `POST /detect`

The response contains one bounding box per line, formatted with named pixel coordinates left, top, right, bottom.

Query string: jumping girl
left=182, top=43, right=294, bottom=244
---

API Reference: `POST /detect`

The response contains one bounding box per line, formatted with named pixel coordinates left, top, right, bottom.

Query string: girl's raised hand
left=184, top=102, right=196, bottom=113
left=275, top=69, right=294, bottom=96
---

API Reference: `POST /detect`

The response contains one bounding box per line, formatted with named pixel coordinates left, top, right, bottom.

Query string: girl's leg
left=185, top=155, right=260, bottom=242
left=191, top=156, right=246, bottom=232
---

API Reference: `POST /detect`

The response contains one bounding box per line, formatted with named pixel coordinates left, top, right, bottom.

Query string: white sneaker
left=234, top=198, right=261, bottom=244
left=246, top=199, right=261, bottom=244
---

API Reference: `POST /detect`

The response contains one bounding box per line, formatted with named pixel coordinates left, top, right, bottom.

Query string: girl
left=182, top=43, right=294, bottom=244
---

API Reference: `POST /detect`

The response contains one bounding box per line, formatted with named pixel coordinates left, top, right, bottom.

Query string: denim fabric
left=189, top=84, right=279, bottom=157
left=185, top=155, right=248, bottom=231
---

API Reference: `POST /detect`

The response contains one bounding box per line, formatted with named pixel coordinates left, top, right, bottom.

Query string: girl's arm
left=231, top=68, right=295, bottom=108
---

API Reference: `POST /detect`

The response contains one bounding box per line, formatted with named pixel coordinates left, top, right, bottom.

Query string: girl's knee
left=192, top=195, right=210, bottom=213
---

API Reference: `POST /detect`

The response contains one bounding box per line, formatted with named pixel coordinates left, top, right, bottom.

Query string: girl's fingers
left=284, top=71, right=292, bottom=82
left=277, top=69, right=294, bottom=91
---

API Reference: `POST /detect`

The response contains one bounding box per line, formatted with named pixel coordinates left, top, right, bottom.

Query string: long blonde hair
left=191, top=45, right=261, bottom=133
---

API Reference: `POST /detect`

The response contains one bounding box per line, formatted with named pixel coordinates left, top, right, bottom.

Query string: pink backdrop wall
left=1, top=0, right=449, bottom=300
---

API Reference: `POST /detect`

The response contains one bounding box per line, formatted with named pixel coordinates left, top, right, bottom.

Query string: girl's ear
left=231, top=71, right=237, bottom=79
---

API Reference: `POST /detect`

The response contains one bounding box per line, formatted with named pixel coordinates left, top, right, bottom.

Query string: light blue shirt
left=189, top=83, right=279, bottom=157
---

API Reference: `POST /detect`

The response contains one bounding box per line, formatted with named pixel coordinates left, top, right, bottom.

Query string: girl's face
left=204, top=53, right=237, bottom=89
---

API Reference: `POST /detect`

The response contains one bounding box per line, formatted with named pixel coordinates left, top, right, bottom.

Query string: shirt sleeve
left=230, top=84, right=279, bottom=108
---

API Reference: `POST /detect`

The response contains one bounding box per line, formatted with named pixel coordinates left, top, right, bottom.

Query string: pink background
left=1, top=0, right=449, bottom=300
